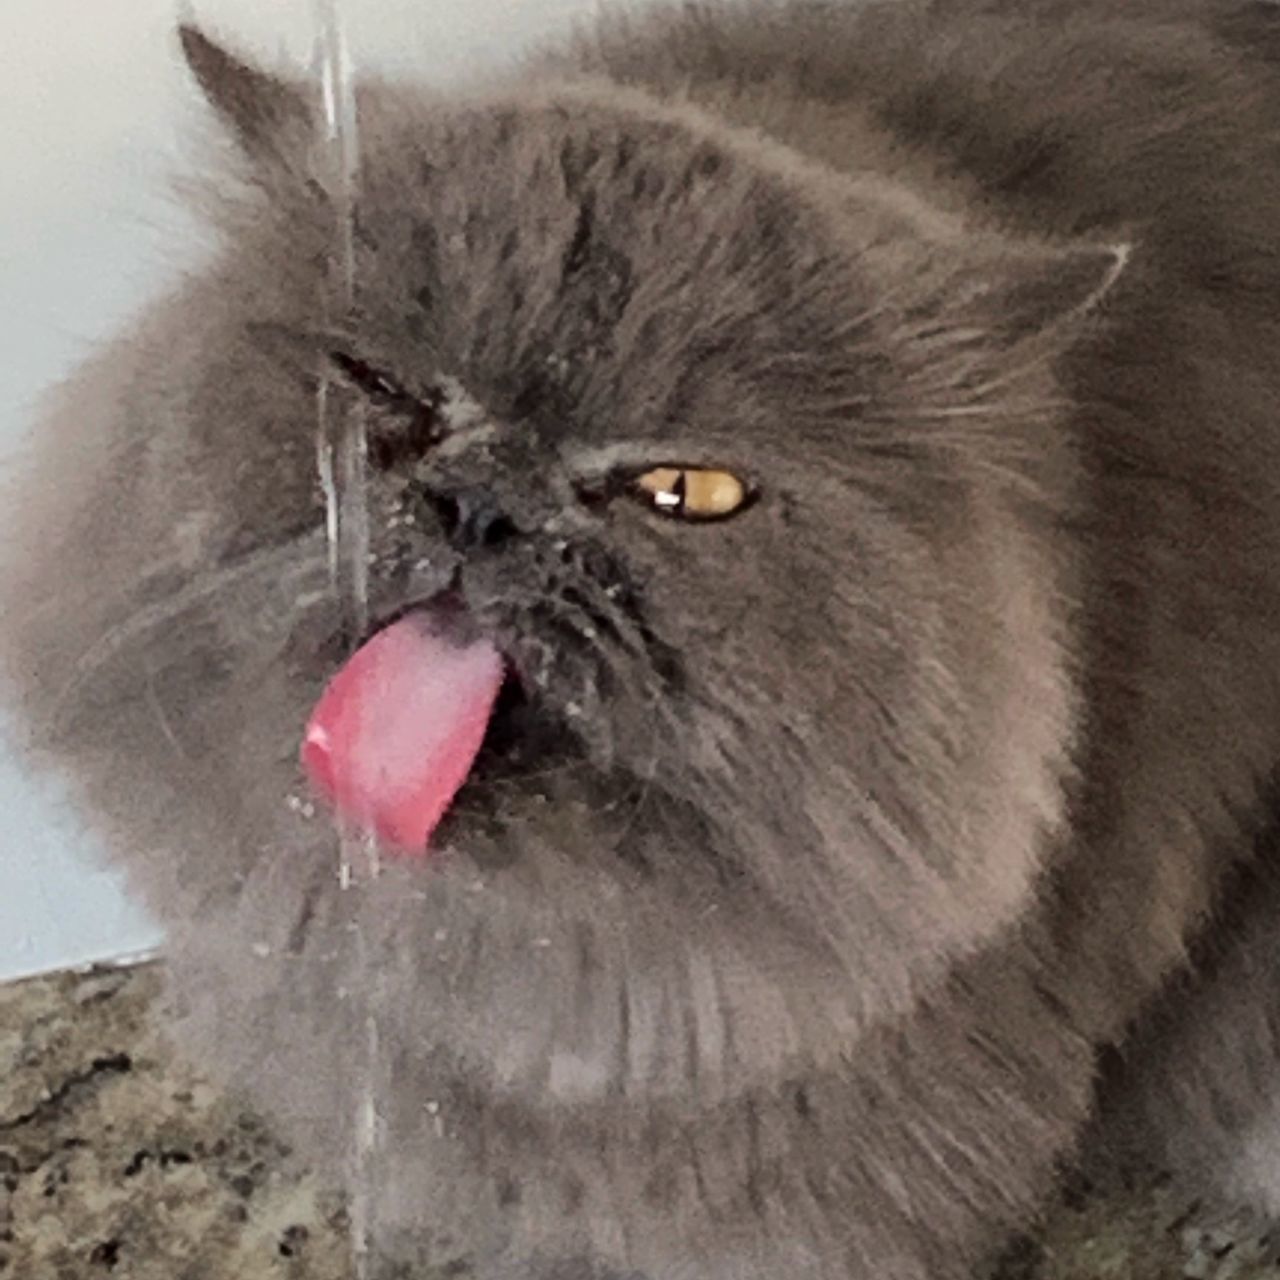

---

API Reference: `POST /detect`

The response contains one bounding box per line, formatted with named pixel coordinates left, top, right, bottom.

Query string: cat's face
left=1, top=30, right=1111, bottom=1128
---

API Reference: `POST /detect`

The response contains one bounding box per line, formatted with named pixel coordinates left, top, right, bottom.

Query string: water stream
left=310, top=6, right=384, bottom=1276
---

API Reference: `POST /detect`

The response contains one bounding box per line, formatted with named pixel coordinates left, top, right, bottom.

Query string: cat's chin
left=329, top=803, right=873, bottom=1109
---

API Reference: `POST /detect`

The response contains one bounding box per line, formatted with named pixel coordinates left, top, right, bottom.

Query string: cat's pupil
left=658, top=471, right=686, bottom=513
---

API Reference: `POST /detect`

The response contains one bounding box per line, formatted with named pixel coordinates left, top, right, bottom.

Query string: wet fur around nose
left=7, top=2, right=1280, bottom=1278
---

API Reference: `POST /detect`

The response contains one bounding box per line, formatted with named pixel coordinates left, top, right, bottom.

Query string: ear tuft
left=989, top=241, right=1131, bottom=346
left=178, top=23, right=310, bottom=156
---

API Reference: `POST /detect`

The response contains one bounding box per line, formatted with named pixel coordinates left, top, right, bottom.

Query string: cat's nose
left=432, top=487, right=519, bottom=550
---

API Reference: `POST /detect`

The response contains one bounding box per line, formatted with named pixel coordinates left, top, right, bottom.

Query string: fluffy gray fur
left=7, top=1, right=1280, bottom=1275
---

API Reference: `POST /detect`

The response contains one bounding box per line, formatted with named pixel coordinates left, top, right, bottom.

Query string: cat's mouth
left=300, top=598, right=580, bottom=856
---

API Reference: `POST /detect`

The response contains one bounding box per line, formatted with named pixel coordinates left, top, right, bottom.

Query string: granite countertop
left=0, top=960, right=349, bottom=1280
left=2, top=959, right=1276, bottom=1279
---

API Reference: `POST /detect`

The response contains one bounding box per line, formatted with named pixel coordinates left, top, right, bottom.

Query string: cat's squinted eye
left=632, top=466, right=752, bottom=521
left=328, top=351, right=446, bottom=471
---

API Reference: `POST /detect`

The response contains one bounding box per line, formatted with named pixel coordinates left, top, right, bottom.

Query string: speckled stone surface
left=0, top=960, right=350, bottom=1280
left=2, top=959, right=1277, bottom=1279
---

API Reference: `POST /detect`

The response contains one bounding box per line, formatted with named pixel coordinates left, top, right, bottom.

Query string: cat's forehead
left=217, top=78, right=889, bottom=458
left=321, top=85, right=853, bottom=423
left=352, top=82, right=777, bottom=245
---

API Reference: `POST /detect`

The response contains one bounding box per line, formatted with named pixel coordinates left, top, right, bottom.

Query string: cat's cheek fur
left=623, top=482, right=1079, bottom=1019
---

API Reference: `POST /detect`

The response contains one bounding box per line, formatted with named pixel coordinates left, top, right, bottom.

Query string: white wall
left=0, top=0, right=601, bottom=981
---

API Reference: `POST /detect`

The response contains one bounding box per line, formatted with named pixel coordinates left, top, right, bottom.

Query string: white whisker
left=144, top=664, right=189, bottom=761
left=48, top=534, right=326, bottom=725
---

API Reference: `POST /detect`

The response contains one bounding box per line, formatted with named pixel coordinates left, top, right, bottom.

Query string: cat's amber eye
left=633, top=467, right=751, bottom=520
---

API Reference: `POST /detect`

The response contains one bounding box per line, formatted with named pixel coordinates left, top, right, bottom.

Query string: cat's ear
left=178, top=24, right=312, bottom=159
left=978, top=241, right=1131, bottom=346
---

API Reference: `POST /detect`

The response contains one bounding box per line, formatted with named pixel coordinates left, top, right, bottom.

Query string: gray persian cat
left=7, top=0, right=1280, bottom=1275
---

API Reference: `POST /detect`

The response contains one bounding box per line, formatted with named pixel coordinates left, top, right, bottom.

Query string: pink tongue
left=300, top=614, right=504, bottom=855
